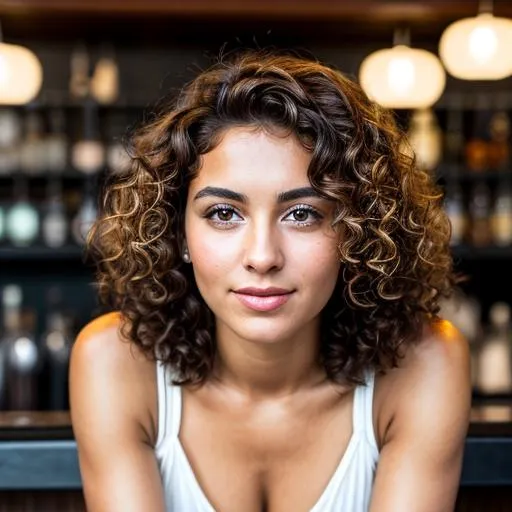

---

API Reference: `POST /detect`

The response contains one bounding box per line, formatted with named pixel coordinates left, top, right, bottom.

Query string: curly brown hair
left=88, top=48, right=456, bottom=386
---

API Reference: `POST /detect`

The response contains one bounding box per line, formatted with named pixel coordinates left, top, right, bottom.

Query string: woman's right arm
left=69, top=313, right=166, bottom=512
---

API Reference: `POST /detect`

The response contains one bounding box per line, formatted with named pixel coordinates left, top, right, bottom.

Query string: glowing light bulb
left=387, top=57, right=415, bottom=96
left=469, top=25, right=498, bottom=63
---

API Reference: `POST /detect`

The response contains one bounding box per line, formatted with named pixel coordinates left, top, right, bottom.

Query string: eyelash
left=203, top=203, right=323, bottom=229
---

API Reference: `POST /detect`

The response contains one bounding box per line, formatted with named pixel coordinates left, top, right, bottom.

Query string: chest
left=178, top=385, right=356, bottom=512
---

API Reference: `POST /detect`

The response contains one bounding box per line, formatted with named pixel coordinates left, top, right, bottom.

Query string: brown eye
left=293, top=209, right=309, bottom=222
left=217, top=209, right=233, bottom=221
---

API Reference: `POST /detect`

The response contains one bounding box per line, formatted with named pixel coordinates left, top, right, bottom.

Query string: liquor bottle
left=40, top=287, right=73, bottom=410
left=0, top=108, right=22, bottom=176
left=71, top=100, right=105, bottom=175
left=90, top=44, right=120, bottom=105
left=468, top=182, right=492, bottom=247
left=69, top=44, right=90, bottom=100
left=106, top=111, right=131, bottom=176
left=491, top=178, right=512, bottom=246
left=41, top=178, right=68, bottom=248
left=45, top=108, right=69, bottom=174
left=19, top=107, right=46, bottom=176
left=443, top=95, right=464, bottom=171
left=487, top=94, right=511, bottom=172
left=5, top=176, right=39, bottom=247
left=0, top=285, right=24, bottom=409
left=72, top=178, right=98, bottom=245
left=407, top=108, right=442, bottom=173
left=477, top=302, right=512, bottom=395
left=465, top=95, right=491, bottom=173
left=1, top=285, right=42, bottom=410
left=444, top=180, right=466, bottom=246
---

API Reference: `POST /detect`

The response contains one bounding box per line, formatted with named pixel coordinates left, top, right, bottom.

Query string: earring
left=182, top=248, right=191, bottom=263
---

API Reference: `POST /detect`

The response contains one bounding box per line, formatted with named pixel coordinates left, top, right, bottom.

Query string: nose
left=242, top=220, right=284, bottom=274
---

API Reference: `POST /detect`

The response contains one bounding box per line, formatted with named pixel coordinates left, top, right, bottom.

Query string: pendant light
left=359, top=29, right=446, bottom=109
left=0, top=22, right=43, bottom=105
left=439, top=0, right=512, bottom=80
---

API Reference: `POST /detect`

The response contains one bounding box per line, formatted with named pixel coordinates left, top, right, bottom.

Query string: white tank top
left=154, top=361, right=379, bottom=511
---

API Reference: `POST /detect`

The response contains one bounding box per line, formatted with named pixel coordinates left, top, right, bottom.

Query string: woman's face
left=185, top=126, right=341, bottom=345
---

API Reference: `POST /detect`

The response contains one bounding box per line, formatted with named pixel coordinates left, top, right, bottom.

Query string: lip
left=233, top=287, right=293, bottom=297
left=233, top=291, right=293, bottom=312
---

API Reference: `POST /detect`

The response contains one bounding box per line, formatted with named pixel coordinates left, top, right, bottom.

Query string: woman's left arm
left=369, top=321, right=472, bottom=512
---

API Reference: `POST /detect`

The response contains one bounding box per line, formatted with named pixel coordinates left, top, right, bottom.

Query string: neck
left=211, top=318, right=326, bottom=400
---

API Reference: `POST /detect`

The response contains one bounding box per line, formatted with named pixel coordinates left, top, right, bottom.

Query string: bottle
left=90, top=44, right=120, bottom=105
left=106, top=111, right=131, bottom=176
left=465, top=95, right=491, bottom=173
left=407, top=108, right=442, bottom=173
left=72, top=178, right=98, bottom=245
left=41, top=179, right=68, bottom=248
left=444, top=181, right=466, bottom=246
left=1, top=285, right=42, bottom=410
left=443, top=95, right=464, bottom=175
left=0, top=108, right=22, bottom=176
left=69, top=44, right=90, bottom=100
left=40, top=287, right=73, bottom=410
left=19, top=107, right=47, bottom=176
left=71, top=100, right=105, bottom=175
left=491, top=178, right=512, bottom=246
left=468, top=182, right=492, bottom=247
left=0, top=286, right=23, bottom=409
left=45, top=108, right=69, bottom=174
left=5, top=176, right=39, bottom=247
left=487, top=94, right=510, bottom=172
left=477, top=302, right=512, bottom=395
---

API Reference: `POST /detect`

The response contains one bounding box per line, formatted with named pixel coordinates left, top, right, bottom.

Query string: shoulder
left=70, top=312, right=158, bottom=446
left=374, top=318, right=471, bottom=446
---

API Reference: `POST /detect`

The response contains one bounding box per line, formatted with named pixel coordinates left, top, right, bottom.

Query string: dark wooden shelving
left=0, top=245, right=86, bottom=261
left=452, top=244, right=512, bottom=260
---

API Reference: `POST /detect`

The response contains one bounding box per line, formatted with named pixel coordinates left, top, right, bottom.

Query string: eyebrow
left=193, top=186, right=324, bottom=203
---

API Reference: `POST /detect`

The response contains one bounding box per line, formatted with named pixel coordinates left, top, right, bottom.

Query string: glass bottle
left=477, top=302, right=512, bottom=395
left=491, top=178, right=512, bottom=246
left=90, top=44, right=120, bottom=105
left=1, top=285, right=42, bottom=410
left=465, top=95, right=491, bottom=173
left=443, top=95, right=464, bottom=171
left=45, top=108, right=69, bottom=174
left=41, top=178, right=68, bottom=248
left=5, top=175, right=39, bottom=247
left=468, top=181, right=492, bottom=247
left=0, top=108, right=22, bottom=176
left=41, top=309, right=73, bottom=411
left=69, top=44, right=90, bottom=100
left=444, top=180, right=466, bottom=246
left=407, top=108, right=442, bottom=173
left=72, top=178, right=98, bottom=245
left=19, top=107, right=47, bottom=176
left=487, top=94, right=510, bottom=172
left=71, top=100, right=105, bottom=175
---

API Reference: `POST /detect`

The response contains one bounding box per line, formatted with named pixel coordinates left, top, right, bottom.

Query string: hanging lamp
left=439, top=0, right=512, bottom=80
left=359, top=29, right=446, bottom=109
left=0, top=21, right=43, bottom=105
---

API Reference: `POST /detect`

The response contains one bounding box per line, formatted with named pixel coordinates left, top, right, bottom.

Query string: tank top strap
left=155, top=360, right=183, bottom=449
left=352, top=369, right=379, bottom=451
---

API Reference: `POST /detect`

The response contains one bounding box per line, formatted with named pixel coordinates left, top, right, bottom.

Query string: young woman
left=70, top=49, right=471, bottom=512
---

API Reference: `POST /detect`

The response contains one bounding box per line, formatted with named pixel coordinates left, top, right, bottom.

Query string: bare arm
left=369, top=320, right=471, bottom=512
left=69, top=313, right=166, bottom=512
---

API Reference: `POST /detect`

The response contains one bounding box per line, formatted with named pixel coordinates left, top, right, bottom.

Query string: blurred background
left=1, top=0, right=512, bottom=411
left=1, top=1, right=512, bottom=508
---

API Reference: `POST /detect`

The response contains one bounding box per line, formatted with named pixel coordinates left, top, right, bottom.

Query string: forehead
left=190, top=126, right=312, bottom=189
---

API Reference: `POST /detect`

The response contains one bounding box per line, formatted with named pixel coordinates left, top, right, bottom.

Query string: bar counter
left=0, top=405, right=511, bottom=511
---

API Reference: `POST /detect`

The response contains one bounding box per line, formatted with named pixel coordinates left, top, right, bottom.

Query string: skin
left=70, top=127, right=471, bottom=512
